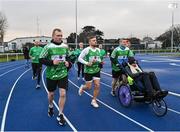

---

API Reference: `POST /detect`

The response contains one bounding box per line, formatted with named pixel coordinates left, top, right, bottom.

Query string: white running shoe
left=36, top=84, right=40, bottom=89
left=91, top=99, right=99, bottom=108
left=32, top=76, right=37, bottom=80
left=78, top=85, right=84, bottom=96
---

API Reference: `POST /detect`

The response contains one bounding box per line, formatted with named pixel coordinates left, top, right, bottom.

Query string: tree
left=79, top=26, right=104, bottom=44
left=95, top=29, right=104, bottom=44
left=67, top=33, right=78, bottom=43
left=82, top=26, right=95, bottom=33
left=156, top=24, right=180, bottom=48
left=0, top=12, right=8, bottom=46
left=128, top=37, right=141, bottom=44
left=67, top=26, right=104, bottom=44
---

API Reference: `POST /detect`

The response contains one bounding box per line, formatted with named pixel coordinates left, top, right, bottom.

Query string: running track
left=0, top=54, right=180, bottom=131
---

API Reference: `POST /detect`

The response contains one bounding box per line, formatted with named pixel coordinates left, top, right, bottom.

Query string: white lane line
left=42, top=68, right=77, bottom=132
left=164, top=107, right=180, bottom=115
left=141, top=59, right=180, bottom=63
left=168, top=92, right=180, bottom=97
left=0, top=65, right=25, bottom=78
left=0, top=63, right=17, bottom=68
left=0, top=64, right=22, bottom=70
left=100, top=82, right=111, bottom=88
left=141, top=60, right=170, bottom=63
left=169, top=63, right=180, bottom=67
left=99, top=80, right=180, bottom=115
left=101, top=71, right=112, bottom=77
left=1, top=69, right=30, bottom=132
left=68, top=79, right=153, bottom=132
left=101, top=71, right=180, bottom=98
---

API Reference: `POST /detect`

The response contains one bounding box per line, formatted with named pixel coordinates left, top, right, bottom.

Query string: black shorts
left=112, top=70, right=124, bottom=78
left=32, top=63, right=42, bottom=70
left=46, top=76, right=68, bottom=92
left=84, top=72, right=100, bottom=82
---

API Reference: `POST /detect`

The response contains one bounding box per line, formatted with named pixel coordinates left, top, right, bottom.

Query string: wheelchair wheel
left=152, top=99, right=167, bottom=117
left=118, top=85, right=132, bottom=107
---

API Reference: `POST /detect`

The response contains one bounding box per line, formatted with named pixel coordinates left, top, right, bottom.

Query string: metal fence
left=0, top=53, right=24, bottom=62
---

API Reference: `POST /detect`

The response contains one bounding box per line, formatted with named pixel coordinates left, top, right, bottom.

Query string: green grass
left=0, top=55, right=24, bottom=62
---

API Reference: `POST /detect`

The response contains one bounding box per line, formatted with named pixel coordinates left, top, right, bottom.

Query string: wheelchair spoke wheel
left=152, top=99, right=167, bottom=117
left=118, top=85, right=132, bottom=107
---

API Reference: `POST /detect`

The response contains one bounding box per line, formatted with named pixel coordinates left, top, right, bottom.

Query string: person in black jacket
left=39, top=28, right=72, bottom=126
left=125, top=57, right=168, bottom=98
left=22, top=46, right=30, bottom=68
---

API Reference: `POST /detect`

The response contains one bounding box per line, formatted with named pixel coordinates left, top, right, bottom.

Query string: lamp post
left=75, top=0, right=78, bottom=49
left=168, top=3, right=178, bottom=52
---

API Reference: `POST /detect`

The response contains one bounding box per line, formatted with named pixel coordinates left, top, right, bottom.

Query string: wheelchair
left=115, top=58, right=168, bottom=117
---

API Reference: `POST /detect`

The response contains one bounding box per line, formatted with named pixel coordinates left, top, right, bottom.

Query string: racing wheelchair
left=115, top=58, right=168, bottom=117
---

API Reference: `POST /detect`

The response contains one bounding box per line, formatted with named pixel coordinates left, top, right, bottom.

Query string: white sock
left=49, top=104, right=53, bottom=108
left=59, top=112, right=63, bottom=115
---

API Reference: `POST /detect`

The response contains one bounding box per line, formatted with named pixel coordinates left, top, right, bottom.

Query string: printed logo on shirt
left=89, top=56, right=101, bottom=63
left=51, top=55, right=66, bottom=61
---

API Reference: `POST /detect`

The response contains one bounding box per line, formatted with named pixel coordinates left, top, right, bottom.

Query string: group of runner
left=26, top=28, right=165, bottom=126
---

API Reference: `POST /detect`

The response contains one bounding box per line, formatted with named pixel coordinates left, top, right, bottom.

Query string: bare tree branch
left=0, top=12, right=8, bottom=45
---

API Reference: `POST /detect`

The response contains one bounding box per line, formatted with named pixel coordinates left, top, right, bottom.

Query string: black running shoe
left=57, top=114, right=66, bottom=126
left=48, top=107, right=54, bottom=117
left=111, top=91, right=116, bottom=97
left=157, top=90, right=168, bottom=98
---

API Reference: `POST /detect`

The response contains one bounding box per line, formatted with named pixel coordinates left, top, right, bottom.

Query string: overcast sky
left=0, top=0, right=180, bottom=41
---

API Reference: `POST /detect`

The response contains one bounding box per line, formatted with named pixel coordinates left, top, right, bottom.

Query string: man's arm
left=78, top=48, right=89, bottom=65
left=128, top=50, right=134, bottom=57
left=110, top=48, right=119, bottom=65
left=39, top=45, right=54, bottom=66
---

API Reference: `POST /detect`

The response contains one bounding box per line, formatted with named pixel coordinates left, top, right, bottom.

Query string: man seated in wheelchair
left=124, top=57, right=168, bottom=98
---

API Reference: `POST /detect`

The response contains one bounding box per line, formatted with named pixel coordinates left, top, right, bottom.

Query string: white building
left=141, top=37, right=162, bottom=49
left=8, top=36, right=67, bottom=50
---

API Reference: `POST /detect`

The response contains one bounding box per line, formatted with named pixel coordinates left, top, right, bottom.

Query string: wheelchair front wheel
left=118, top=85, right=132, bottom=107
left=152, top=99, right=167, bottom=117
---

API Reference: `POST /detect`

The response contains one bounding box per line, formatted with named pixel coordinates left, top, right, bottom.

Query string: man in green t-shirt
left=68, top=47, right=76, bottom=64
left=110, top=39, right=134, bottom=96
left=75, top=42, right=84, bottom=80
left=78, top=35, right=102, bottom=108
left=39, top=28, right=71, bottom=126
left=29, top=41, right=43, bottom=89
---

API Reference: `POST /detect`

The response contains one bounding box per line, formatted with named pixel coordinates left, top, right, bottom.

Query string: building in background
left=141, top=37, right=162, bottom=49
left=7, top=36, right=67, bottom=51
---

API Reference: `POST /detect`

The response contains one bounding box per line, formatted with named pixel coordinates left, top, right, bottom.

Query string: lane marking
left=141, top=59, right=180, bottom=63
left=1, top=69, right=30, bottom=132
left=169, top=63, right=180, bottom=67
left=69, top=79, right=153, bottom=132
left=42, top=68, right=77, bottom=132
left=0, top=65, right=25, bottom=78
left=0, top=64, right=22, bottom=71
left=141, top=60, right=170, bottom=63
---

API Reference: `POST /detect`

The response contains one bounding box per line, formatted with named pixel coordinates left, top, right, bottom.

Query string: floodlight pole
left=75, top=0, right=78, bottom=49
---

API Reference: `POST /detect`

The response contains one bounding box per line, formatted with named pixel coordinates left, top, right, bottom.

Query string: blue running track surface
left=0, top=55, right=180, bottom=131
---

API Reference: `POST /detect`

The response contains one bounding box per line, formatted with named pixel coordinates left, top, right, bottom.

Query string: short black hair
left=52, top=28, right=62, bottom=36
left=87, top=35, right=96, bottom=42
